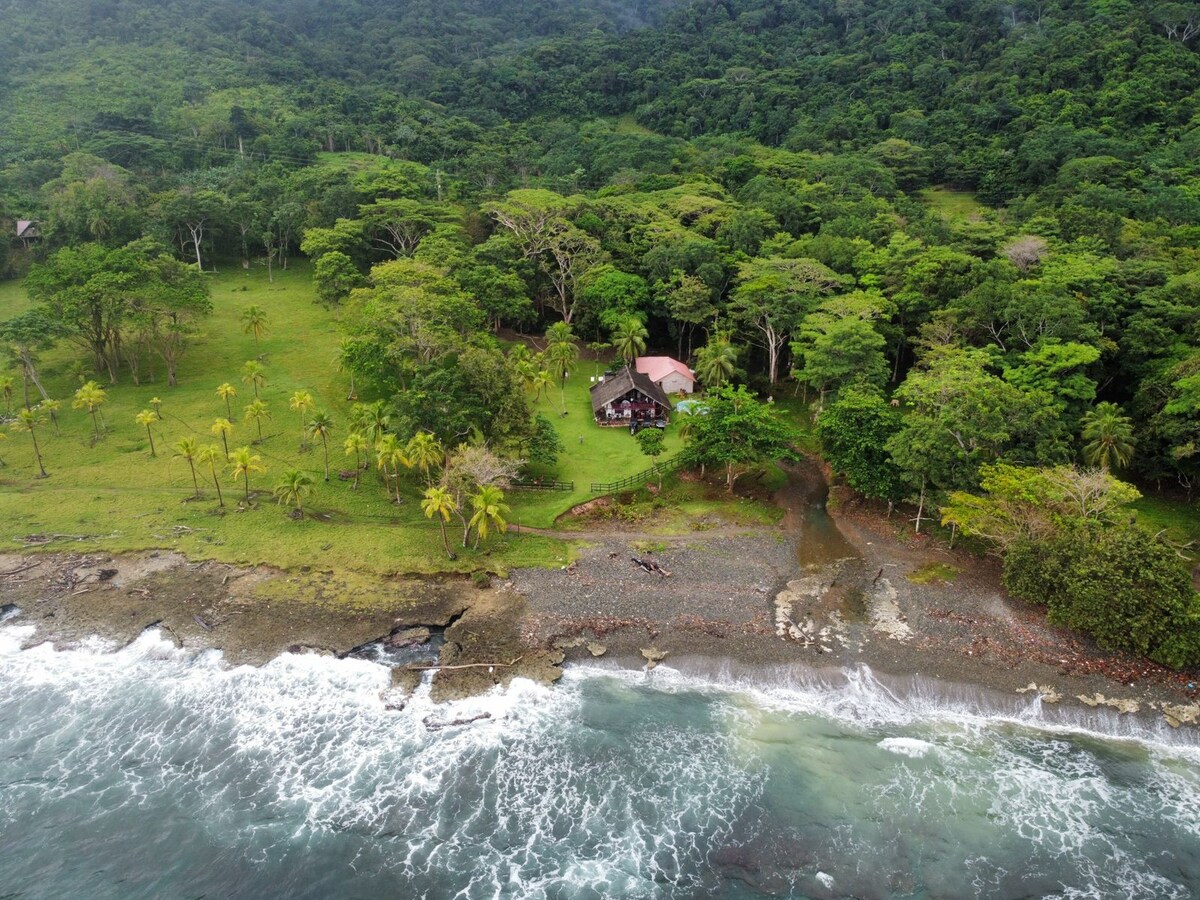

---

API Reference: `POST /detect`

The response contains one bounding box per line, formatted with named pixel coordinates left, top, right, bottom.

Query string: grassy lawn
left=508, top=364, right=685, bottom=528
left=0, top=262, right=787, bottom=570
left=1132, top=495, right=1200, bottom=555
left=918, top=186, right=986, bottom=224
left=0, top=262, right=573, bottom=575
left=768, top=392, right=821, bottom=454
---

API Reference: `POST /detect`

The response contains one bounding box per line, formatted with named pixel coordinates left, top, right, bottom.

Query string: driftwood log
left=423, top=712, right=492, bottom=730
left=405, top=656, right=522, bottom=672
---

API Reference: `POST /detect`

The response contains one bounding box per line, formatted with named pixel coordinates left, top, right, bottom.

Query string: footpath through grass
left=0, top=263, right=578, bottom=575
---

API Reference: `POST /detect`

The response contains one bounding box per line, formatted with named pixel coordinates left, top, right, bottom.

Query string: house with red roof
left=635, top=356, right=695, bottom=395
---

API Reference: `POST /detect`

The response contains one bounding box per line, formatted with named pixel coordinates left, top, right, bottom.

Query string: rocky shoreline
left=2, top=461, right=1198, bottom=730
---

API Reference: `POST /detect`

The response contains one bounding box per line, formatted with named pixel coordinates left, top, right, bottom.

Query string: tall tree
left=273, top=468, right=315, bottom=518
left=681, top=384, right=798, bottom=490
left=216, top=382, right=237, bottom=419
left=405, top=431, right=444, bottom=484
left=211, top=417, right=233, bottom=457
left=729, top=257, right=844, bottom=384
left=241, top=305, right=269, bottom=351
left=306, top=411, right=334, bottom=481
left=611, top=317, right=648, bottom=364
left=135, top=409, right=158, bottom=457
left=10, top=406, right=48, bottom=478
left=468, top=484, right=511, bottom=549
left=244, top=399, right=271, bottom=441
left=343, top=431, right=369, bottom=489
left=172, top=436, right=201, bottom=497
left=694, top=334, right=738, bottom=389
left=197, top=444, right=225, bottom=507
left=1081, top=402, right=1136, bottom=472
left=241, top=360, right=266, bottom=398
left=421, top=485, right=458, bottom=560
left=229, top=446, right=265, bottom=502
left=72, top=380, right=107, bottom=437
left=544, top=321, right=579, bottom=413
left=289, top=390, right=314, bottom=447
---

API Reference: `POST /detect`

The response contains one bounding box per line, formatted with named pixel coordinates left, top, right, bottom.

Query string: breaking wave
left=1, top=625, right=1197, bottom=899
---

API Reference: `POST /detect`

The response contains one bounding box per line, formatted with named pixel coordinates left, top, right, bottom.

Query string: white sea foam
left=1, top=624, right=1198, bottom=899
left=878, top=736, right=934, bottom=758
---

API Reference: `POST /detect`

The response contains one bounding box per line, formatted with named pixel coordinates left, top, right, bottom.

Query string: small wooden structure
left=16, top=220, right=39, bottom=248
left=590, top=366, right=671, bottom=429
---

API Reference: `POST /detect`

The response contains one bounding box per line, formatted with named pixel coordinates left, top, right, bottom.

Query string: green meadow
left=0, top=263, right=586, bottom=574
left=1, top=261, right=785, bottom=576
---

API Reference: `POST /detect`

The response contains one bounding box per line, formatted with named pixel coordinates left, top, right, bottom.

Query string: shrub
left=1004, top=523, right=1200, bottom=669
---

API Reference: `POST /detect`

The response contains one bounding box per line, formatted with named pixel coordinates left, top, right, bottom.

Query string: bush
left=1004, top=524, right=1200, bottom=669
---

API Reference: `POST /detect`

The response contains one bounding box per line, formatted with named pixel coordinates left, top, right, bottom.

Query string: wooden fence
left=589, top=457, right=682, bottom=494
left=510, top=478, right=575, bottom=492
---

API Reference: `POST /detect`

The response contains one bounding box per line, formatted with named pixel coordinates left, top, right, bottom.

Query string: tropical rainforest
left=1, top=0, right=1199, bottom=665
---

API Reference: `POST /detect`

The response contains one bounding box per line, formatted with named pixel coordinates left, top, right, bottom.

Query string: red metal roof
left=635, top=356, right=694, bottom=384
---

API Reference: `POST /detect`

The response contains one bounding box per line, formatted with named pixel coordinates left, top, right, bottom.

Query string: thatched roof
left=590, top=366, right=670, bottom=413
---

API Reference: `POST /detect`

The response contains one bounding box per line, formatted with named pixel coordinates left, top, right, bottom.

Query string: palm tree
left=216, top=382, right=238, bottom=418
left=273, top=468, right=314, bottom=517
left=229, top=446, right=265, bottom=503
left=306, top=411, right=334, bottom=480
left=241, top=304, right=269, bottom=351
left=405, top=431, right=444, bottom=484
left=694, top=334, right=738, bottom=390
left=197, top=443, right=225, bottom=507
left=532, top=368, right=553, bottom=402
left=421, top=485, right=458, bottom=560
left=68, top=360, right=91, bottom=386
left=72, top=380, right=108, bottom=437
left=289, top=390, right=314, bottom=447
left=1081, top=402, right=1135, bottom=471
left=515, top=358, right=538, bottom=394
left=375, top=433, right=408, bottom=503
left=240, top=360, right=266, bottom=399
left=11, top=406, right=48, bottom=477
left=612, top=317, right=648, bottom=364
left=343, top=431, right=369, bottom=489
left=544, top=321, right=579, bottom=413
left=244, top=399, right=271, bottom=442
left=173, top=437, right=202, bottom=497
left=150, top=397, right=163, bottom=420
left=0, top=375, right=13, bottom=414
left=41, top=399, right=61, bottom=436
left=353, top=400, right=390, bottom=445
left=468, top=484, right=511, bottom=549
left=211, top=417, right=234, bottom=457
left=335, top=339, right=358, bottom=401
left=135, top=409, right=159, bottom=457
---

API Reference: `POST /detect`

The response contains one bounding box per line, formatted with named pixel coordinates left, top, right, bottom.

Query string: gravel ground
left=507, top=463, right=1200, bottom=730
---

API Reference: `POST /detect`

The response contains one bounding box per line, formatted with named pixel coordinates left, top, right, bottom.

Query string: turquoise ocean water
left=1, top=620, right=1197, bottom=899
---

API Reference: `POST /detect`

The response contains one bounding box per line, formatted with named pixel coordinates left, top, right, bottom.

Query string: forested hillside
left=2, top=0, right=1199, bottom=662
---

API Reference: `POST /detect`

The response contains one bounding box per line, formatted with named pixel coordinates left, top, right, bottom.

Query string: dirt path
left=514, top=522, right=767, bottom=543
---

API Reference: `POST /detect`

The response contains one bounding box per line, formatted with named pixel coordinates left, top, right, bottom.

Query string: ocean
left=1, top=620, right=1197, bottom=899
